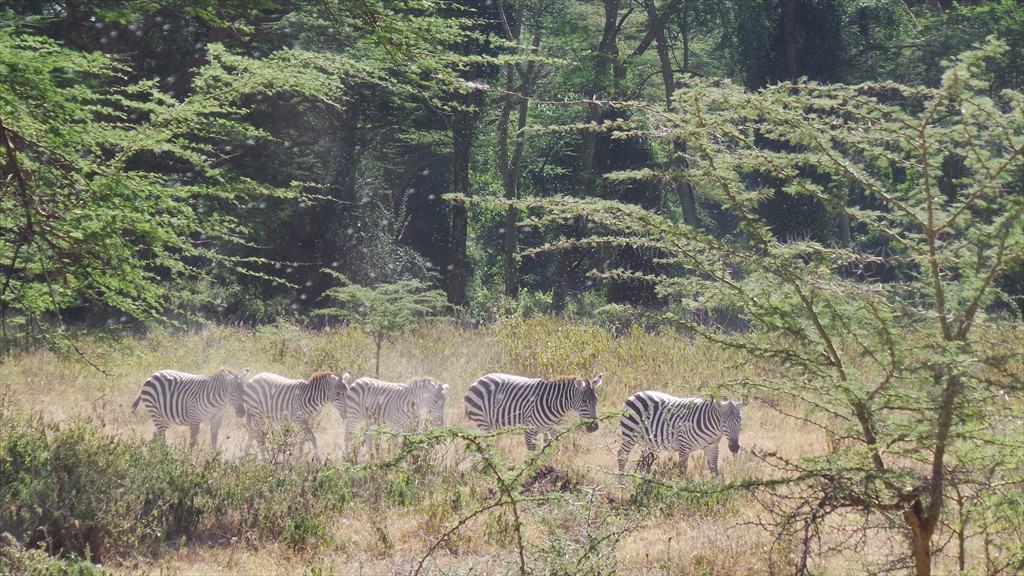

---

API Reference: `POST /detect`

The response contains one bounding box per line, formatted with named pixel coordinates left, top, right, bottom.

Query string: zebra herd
left=131, top=368, right=746, bottom=477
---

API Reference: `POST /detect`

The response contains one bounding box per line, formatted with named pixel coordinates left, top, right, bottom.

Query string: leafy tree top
left=463, top=39, right=1024, bottom=575
left=320, top=271, right=449, bottom=337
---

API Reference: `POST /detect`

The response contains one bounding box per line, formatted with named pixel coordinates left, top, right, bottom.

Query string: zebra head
left=410, top=378, right=448, bottom=427
left=720, top=400, right=744, bottom=454
left=428, top=382, right=450, bottom=426
left=311, top=371, right=345, bottom=396
left=332, top=371, right=352, bottom=419
left=227, top=367, right=250, bottom=419
left=572, top=373, right=603, bottom=433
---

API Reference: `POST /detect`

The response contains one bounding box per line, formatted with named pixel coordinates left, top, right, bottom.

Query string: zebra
left=617, top=391, right=744, bottom=477
left=242, top=370, right=351, bottom=461
left=343, top=377, right=450, bottom=451
left=464, top=373, right=603, bottom=451
left=130, top=367, right=250, bottom=449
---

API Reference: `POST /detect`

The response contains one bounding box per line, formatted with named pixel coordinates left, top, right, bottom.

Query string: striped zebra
left=617, top=391, right=744, bottom=477
left=242, top=370, right=351, bottom=461
left=464, top=373, right=603, bottom=451
left=130, top=367, right=250, bottom=449
left=343, top=377, right=449, bottom=450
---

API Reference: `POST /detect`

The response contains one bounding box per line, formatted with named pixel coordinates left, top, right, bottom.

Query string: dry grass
left=0, top=318, right=1008, bottom=575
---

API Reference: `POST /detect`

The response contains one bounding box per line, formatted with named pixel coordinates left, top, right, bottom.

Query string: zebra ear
left=239, top=368, right=250, bottom=381
left=441, top=383, right=450, bottom=393
left=591, top=373, right=603, bottom=388
left=341, top=371, right=352, bottom=384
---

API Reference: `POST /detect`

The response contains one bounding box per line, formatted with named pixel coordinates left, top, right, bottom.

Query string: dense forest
left=2, top=0, right=1021, bottom=338
left=1, top=1, right=1023, bottom=575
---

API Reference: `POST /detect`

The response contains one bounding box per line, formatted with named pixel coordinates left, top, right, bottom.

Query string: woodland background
left=2, top=0, right=1021, bottom=338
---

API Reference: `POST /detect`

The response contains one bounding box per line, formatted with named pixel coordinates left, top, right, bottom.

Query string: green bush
left=199, top=457, right=352, bottom=549
left=0, top=534, right=108, bottom=576
left=0, top=409, right=205, bottom=562
left=0, top=401, right=354, bottom=563
left=625, top=476, right=737, bottom=517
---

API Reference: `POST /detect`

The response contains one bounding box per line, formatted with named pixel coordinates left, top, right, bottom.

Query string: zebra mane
left=405, top=376, right=437, bottom=386
left=308, top=371, right=334, bottom=382
left=214, top=367, right=235, bottom=376
left=719, top=399, right=742, bottom=413
left=548, top=375, right=580, bottom=384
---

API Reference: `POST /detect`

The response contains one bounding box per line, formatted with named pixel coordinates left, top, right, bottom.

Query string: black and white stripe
left=343, top=377, right=449, bottom=443
left=464, top=373, right=603, bottom=450
left=242, top=370, right=351, bottom=460
left=617, top=391, right=744, bottom=476
left=130, top=368, right=250, bottom=449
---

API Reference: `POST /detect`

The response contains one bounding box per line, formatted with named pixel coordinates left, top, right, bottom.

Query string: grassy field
left=0, top=317, right=1012, bottom=575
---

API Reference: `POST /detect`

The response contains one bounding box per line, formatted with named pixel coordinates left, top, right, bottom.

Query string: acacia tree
left=489, top=42, right=1023, bottom=574
left=321, top=272, right=449, bottom=377
left=0, top=0, right=481, bottom=350
left=0, top=28, right=306, bottom=357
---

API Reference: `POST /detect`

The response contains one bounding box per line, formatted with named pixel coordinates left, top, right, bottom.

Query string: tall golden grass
left=0, top=318, right=1006, bottom=575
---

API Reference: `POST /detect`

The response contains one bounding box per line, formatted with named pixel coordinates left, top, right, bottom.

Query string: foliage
left=0, top=406, right=206, bottom=561
left=0, top=0, right=479, bottom=353
left=403, top=421, right=642, bottom=576
left=912, top=0, right=1024, bottom=89
left=0, top=533, right=108, bottom=576
left=0, top=397, right=353, bottom=562
left=0, top=24, right=300, bottom=355
left=487, top=41, right=1024, bottom=575
left=320, top=271, right=449, bottom=376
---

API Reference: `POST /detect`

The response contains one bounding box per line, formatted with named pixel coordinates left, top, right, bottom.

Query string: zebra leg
left=524, top=429, right=539, bottom=451
left=616, top=438, right=636, bottom=477
left=638, top=447, right=657, bottom=473
left=242, top=415, right=254, bottom=456
left=362, top=430, right=374, bottom=456
left=677, top=450, right=691, bottom=475
left=703, top=444, right=720, bottom=477
left=153, top=422, right=168, bottom=443
left=189, top=421, right=201, bottom=449
left=257, top=423, right=270, bottom=459
left=343, top=418, right=358, bottom=456
left=303, top=423, right=322, bottom=462
left=209, top=413, right=223, bottom=450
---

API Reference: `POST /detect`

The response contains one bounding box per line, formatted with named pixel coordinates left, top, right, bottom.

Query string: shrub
left=0, top=408, right=205, bottom=562
left=0, top=533, right=108, bottom=576
left=0, top=400, right=354, bottom=563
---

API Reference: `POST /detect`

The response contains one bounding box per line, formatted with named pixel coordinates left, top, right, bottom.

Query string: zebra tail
left=130, top=394, right=141, bottom=413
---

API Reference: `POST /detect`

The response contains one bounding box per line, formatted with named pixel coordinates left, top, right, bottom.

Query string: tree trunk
left=503, top=203, right=519, bottom=299
left=374, top=333, right=383, bottom=377
left=905, top=507, right=933, bottom=576
left=553, top=0, right=621, bottom=311
left=447, top=72, right=479, bottom=308
left=784, top=0, right=799, bottom=81
left=642, top=0, right=699, bottom=228
left=496, top=0, right=544, bottom=299
left=448, top=128, right=470, bottom=308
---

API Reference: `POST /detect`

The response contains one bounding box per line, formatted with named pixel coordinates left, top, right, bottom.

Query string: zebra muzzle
left=584, top=422, right=599, bottom=433
left=729, top=441, right=740, bottom=454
